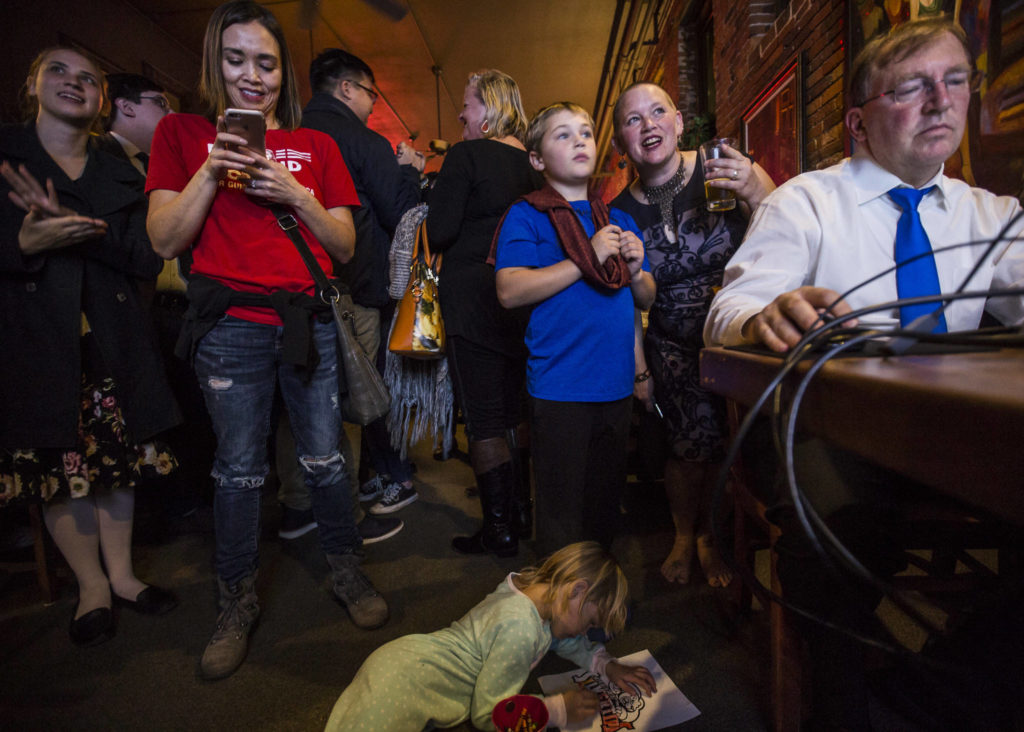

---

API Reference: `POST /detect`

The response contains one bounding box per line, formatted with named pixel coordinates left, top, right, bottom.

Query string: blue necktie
left=887, top=186, right=947, bottom=333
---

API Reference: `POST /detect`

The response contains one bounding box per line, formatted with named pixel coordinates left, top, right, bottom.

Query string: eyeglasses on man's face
left=139, top=94, right=170, bottom=110
left=350, top=80, right=379, bottom=103
left=856, top=69, right=983, bottom=108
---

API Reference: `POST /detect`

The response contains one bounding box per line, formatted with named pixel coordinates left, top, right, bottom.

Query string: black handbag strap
left=270, top=205, right=334, bottom=299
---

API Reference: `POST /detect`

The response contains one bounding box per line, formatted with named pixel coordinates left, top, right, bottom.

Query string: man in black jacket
left=273, top=49, right=423, bottom=543
left=98, top=73, right=170, bottom=175
left=98, top=73, right=213, bottom=535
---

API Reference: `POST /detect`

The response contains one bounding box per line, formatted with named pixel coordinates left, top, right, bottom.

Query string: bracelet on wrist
left=634, top=370, right=650, bottom=384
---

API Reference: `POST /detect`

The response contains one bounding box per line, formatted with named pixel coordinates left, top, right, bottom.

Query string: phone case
left=225, top=109, right=266, bottom=152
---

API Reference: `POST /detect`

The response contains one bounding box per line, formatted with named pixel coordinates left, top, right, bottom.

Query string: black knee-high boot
left=451, top=461, right=518, bottom=557
left=507, top=427, right=533, bottom=539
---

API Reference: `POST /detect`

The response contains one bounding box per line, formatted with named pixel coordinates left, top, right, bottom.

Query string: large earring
left=481, top=119, right=490, bottom=134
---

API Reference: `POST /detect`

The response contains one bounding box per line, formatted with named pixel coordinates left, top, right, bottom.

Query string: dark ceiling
left=124, top=0, right=632, bottom=169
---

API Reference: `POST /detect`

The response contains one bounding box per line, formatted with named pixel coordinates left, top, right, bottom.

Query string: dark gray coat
left=0, top=123, right=180, bottom=449
left=301, top=93, right=422, bottom=307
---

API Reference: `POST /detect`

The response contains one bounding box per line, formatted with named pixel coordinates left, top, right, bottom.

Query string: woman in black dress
left=611, top=82, right=775, bottom=586
left=426, top=69, right=542, bottom=557
left=0, top=46, right=180, bottom=644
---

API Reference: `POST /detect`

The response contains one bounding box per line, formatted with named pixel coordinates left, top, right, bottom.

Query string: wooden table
left=700, top=346, right=1024, bottom=524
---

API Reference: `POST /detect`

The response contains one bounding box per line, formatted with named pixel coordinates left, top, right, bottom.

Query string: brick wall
left=676, top=22, right=701, bottom=126
left=712, top=0, right=847, bottom=175
left=595, top=10, right=684, bottom=201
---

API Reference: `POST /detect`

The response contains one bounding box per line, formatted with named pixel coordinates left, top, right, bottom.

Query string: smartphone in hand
left=224, top=108, right=266, bottom=155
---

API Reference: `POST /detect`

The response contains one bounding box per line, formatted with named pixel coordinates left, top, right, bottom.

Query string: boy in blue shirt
left=494, top=102, right=655, bottom=555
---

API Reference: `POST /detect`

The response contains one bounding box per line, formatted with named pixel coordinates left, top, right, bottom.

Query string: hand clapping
left=2, top=161, right=108, bottom=254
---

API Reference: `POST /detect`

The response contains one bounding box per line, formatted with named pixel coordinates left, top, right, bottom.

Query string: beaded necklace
left=641, top=153, right=686, bottom=228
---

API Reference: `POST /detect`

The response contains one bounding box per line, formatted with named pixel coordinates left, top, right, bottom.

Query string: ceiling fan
left=298, top=0, right=408, bottom=29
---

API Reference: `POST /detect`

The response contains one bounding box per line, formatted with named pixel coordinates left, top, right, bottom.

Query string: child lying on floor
left=325, top=541, right=656, bottom=731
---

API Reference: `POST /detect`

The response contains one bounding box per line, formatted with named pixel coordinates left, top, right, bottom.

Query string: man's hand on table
left=742, top=286, right=858, bottom=353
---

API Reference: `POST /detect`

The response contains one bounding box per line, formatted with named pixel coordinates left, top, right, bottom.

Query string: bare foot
left=696, top=536, right=733, bottom=588
left=660, top=535, right=694, bottom=584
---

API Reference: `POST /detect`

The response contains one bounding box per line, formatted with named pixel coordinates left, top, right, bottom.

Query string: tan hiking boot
left=326, top=553, right=389, bottom=629
left=199, top=574, right=259, bottom=680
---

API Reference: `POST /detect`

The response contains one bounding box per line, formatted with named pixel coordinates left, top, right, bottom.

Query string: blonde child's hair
left=467, top=69, right=528, bottom=143
left=512, top=541, right=629, bottom=635
left=525, top=102, right=595, bottom=156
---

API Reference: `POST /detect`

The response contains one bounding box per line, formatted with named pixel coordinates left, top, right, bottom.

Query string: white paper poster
left=537, top=649, right=700, bottom=731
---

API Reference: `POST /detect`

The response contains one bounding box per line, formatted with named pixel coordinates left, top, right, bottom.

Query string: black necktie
left=135, top=151, right=149, bottom=173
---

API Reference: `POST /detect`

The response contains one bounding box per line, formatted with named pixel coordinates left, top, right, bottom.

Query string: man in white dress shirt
left=704, top=19, right=1024, bottom=729
left=705, top=19, right=1024, bottom=351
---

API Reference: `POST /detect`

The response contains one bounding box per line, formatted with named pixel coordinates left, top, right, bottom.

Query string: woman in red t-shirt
left=146, top=0, right=388, bottom=681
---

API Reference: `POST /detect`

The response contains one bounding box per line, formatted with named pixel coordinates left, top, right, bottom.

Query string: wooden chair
left=725, top=399, right=1017, bottom=732
left=726, top=400, right=804, bottom=732
left=0, top=504, right=62, bottom=604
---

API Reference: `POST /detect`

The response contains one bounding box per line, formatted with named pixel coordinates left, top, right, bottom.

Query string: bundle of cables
left=710, top=208, right=1024, bottom=663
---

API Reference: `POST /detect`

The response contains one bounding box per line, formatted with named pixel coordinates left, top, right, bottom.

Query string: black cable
left=708, top=371, right=948, bottom=660
left=760, top=286, right=1024, bottom=628
left=776, top=285, right=1024, bottom=368
left=710, top=285, right=1024, bottom=666
left=781, top=333, right=948, bottom=634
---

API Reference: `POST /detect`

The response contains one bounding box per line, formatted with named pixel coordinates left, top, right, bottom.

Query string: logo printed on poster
left=572, top=671, right=644, bottom=731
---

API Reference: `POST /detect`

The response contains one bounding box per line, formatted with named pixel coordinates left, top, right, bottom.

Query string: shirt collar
left=304, top=92, right=363, bottom=126
left=849, top=154, right=947, bottom=207
left=109, top=130, right=142, bottom=159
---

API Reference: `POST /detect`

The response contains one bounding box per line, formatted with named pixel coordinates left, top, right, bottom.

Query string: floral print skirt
left=0, top=335, right=176, bottom=505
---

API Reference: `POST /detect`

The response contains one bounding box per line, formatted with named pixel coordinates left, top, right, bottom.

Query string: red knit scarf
left=488, top=184, right=632, bottom=290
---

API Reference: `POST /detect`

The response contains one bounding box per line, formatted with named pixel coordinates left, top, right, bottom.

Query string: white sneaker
left=369, top=482, right=418, bottom=515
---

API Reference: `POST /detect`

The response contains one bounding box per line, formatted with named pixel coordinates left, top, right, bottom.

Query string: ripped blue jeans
left=195, top=315, right=360, bottom=585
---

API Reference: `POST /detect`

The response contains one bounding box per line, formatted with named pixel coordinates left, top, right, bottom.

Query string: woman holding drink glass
left=610, top=82, right=774, bottom=586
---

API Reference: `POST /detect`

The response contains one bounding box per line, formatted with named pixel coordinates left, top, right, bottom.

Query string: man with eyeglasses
left=98, top=73, right=171, bottom=177
left=706, top=18, right=1023, bottom=351
left=99, top=73, right=214, bottom=537
left=704, top=19, right=1024, bottom=729
left=271, top=49, right=425, bottom=545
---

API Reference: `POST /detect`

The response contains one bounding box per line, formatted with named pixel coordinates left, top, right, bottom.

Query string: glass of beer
left=699, top=138, right=737, bottom=212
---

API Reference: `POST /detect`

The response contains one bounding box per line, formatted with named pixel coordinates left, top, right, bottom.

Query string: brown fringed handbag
left=389, top=221, right=445, bottom=359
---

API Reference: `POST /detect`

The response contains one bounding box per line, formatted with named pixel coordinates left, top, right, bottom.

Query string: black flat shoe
left=69, top=606, right=114, bottom=646
left=114, top=585, right=178, bottom=615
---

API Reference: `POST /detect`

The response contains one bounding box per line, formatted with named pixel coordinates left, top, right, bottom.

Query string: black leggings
left=445, top=335, right=526, bottom=442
